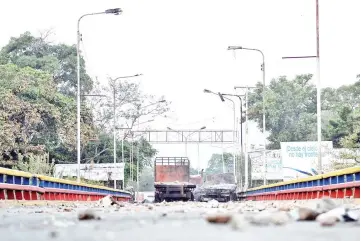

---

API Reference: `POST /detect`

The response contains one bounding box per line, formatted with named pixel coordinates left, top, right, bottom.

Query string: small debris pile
left=205, top=198, right=360, bottom=230
left=97, top=195, right=120, bottom=207
left=78, top=209, right=101, bottom=221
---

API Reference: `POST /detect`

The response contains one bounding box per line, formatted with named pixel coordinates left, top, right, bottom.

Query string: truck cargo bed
left=153, top=157, right=195, bottom=202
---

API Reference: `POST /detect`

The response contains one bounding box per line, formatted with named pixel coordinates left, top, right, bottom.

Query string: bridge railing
left=240, top=166, right=360, bottom=201
left=0, top=168, right=132, bottom=201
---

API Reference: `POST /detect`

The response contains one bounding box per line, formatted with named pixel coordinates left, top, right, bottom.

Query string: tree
left=88, top=76, right=170, bottom=138
left=247, top=74, right=317, bottom=149
left=205, top=152, right=235, bottom=175
left=247, top=74, right=360, bottom=149
left=0, top=31, right=92, bottom=96
left=0, top=64, right=96, bottom=162
left=0, top=31, right=170, bottom=185
left=138, top=167, right=155, bottom=191
left=190, top=167, right=199, bottom=175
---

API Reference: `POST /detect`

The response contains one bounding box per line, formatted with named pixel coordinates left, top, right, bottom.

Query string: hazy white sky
left=1, top=0, right=360, bottom=169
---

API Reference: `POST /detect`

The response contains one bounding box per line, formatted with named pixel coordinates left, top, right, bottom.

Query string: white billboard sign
left=251, top=150, right=283, bottom=180
left=54, top=163, right=124, bottom=181
left=280, top=141, right=333, bottom=181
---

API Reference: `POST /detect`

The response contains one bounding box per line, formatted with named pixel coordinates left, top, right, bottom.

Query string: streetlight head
left=227, top=46, right=243, bottom=50
left=203, top=89, right=212, bottom=93
left=105, top=8, right=122, bottom=15
left=167, top=127, right=172, bottom=130
left=135, top=73, right=143, bottom=77
left=159, top=100, right=166, bottom=103
left=200, top=126, right=206, bottom=130
left=218, top=92, right=225, bottom=102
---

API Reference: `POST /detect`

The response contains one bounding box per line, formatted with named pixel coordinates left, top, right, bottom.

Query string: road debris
left=290, top=207, right=319, bottom=221
left=97, top=195, right=120, bottom=207
left=208, top=199, right=219, bottom=208
left=206, top=214, right=232, bottom=224
left=78, top=209, right=101, bottom=221
left=230, top=214, right=249, bottom=231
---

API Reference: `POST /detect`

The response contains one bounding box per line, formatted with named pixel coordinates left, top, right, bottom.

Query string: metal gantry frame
left=132, top=129, right=236, bottom=144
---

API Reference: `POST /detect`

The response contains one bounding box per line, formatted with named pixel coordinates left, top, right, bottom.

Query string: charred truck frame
left=193, top=173, right=238, bottom=202
left=154, top=157, right=195, bottom=202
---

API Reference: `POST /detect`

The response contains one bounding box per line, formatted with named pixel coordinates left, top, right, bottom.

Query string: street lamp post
left=203, top=89, right=237, bottom=184
left=76, top=8, right=122, bottom=183
left=234, top=86, right=256, bottom=190
left=218, top=93, right=245, bottom=187
left=114, top=127, right=131, bottom=189
left=133, top=100, right=165, bottom=198
left=110, top=74, right=142, bottom=189
left=228, top=46, right=267, bottom=186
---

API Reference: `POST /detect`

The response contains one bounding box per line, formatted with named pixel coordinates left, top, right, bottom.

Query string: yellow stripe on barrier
left=37, top=175, right=131, bottom=194
left=322, top=166, right=360, bottom=178
left=0, top=168, right=33, bottom=178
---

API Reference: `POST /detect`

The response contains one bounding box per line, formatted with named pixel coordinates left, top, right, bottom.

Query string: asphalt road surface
left=0, top=201, right=359, bottom=241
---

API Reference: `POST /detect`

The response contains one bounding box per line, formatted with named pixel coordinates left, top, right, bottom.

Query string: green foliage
left=0, top=63, right=96, bottom=163
left=190, top=167, right=199, bottom=175
left=63, top=176, right=106, bottom=187
left=14, top=153, right=54, bottom=175
left=247, top=75, right=359, bottom=150
left=205, top=152, right=235, bottom=175
left=0, top=31, right=92, bottom=96
left=0, top=31, right=168, bottom=185
left=138, top=167, right=155, bottom=191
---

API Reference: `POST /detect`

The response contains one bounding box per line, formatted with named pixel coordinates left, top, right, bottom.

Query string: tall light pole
left=218, top=92, right=245, bottom=187
left=228, top=46, right=267, bottom=186
left=110, top=74, right=142, bottom=189
left=282, top=0, right=322, bottom=172
left=130, top=119, right=154, bottom=181
left=76, top=8, right=122, bottom=183
left=234, top=86, right=257, bottom=190
left=134, top=100, right=166, bottom=196
left=203, top=89, right=237, bottom=184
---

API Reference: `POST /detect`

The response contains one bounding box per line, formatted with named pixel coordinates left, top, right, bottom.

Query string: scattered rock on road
left=97, top=195, right=121, bottom=207
left=290, top=207, right=319, bottom=221
left=208, top=200, right=219, bottom=208
left=230, top=214, right=249, bottom=231
left=315, top=198, right=338, bottom=214
left=206, top=214, right=232, bottom=224
left=78, top=209, right=101, bottom=221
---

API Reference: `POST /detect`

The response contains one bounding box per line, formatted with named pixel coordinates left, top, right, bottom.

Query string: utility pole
left=219, top=93, right=244, bottom=186
left=228, top=46, right=267, bottom=186
left=245, top=88, right=249, bottom=189
left=113, top=82, right=117, bottom=188
left=76, top=8, right=122, bottom=183
left=110, top=74, right=142, bottom=189
left=234, top=86, right=256, bottom=190
left=203, top=89, right=237, bottom=183
left=282, top=0, right=322, bottom=172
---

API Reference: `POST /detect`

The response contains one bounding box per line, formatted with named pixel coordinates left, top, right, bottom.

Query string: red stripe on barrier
left=322, top=181, right=360, bottom=190
left=0, top=183, right=43, bottom=193
left=42, top=188, right=131, bottom=201
left=243, top=180, right=360, bottom=200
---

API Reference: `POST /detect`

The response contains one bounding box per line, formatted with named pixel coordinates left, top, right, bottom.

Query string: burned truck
left=193, top=173, right=238, bottom=202
left=154, top=157, right=196, bottom=202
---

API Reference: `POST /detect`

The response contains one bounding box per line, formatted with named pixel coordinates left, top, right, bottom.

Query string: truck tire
left=230, top=192, right=238, bottom=201
left=154, top=193, right=162, bottom=203
left=190, top=192, right=194, bottom=201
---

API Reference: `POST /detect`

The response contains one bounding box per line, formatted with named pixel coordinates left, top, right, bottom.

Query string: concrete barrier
left=0, top=168, right=132, bottom=202
left=241, top=166, right=360, bottom=201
